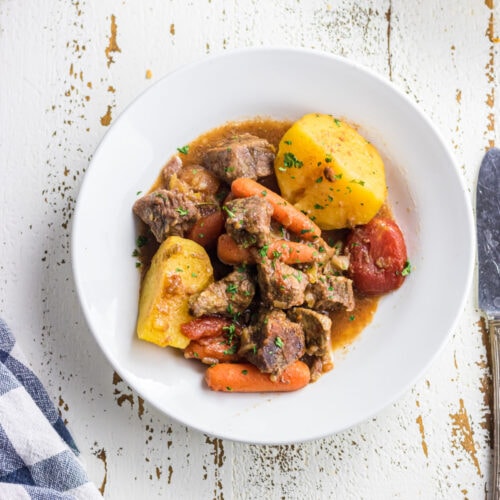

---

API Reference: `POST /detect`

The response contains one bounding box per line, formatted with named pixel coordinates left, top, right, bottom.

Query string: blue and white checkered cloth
left=0, top=318, right=101, bottom=499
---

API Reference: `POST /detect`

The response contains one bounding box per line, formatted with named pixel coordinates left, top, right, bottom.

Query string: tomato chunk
left=346, top=216, right=408, bottom=295
left=187, top=210, right=224, bottom=249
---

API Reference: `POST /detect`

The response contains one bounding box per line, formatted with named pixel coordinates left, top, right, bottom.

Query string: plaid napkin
left=0, top=318, right=101, bottom=499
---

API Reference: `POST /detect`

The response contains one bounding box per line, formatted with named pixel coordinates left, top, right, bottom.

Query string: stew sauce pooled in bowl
left=132, top=113, right=410, bottom=393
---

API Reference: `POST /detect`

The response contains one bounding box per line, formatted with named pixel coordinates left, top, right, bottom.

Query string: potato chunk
left=275, top=113, right=387, bottom=229
left=137, top=236, right=214, bottom=348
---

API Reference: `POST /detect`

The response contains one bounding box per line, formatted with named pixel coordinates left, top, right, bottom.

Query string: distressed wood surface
left=0, top=1, right=496, bottom=498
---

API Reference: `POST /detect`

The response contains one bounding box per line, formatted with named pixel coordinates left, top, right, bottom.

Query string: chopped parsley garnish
left=176, top=207, right=189, bottom=216
left=136, top=190, right=142, bottom=196
left=136, top=235, right=148, bottom=248
left=223, top=205, right=236, bottom=218
left=349, top=315, right=355, bottom=321
left=177, top=145, right=189, bottom=154
left=275, top=336, right=284, bottom=348
left=284, top=140, right=292, bottom=145
left=283, top=152, right=303, bottom=169
left=258, top=244, right=269, bottom=258
left=175, top=267, right=183, bottom=272
left=132, top=249, right=139, bottom=257
left=191, top=272, right=198, bottom=278
left=325, top=154, right=332, bottom=163
left=226, top=386, right=232, bottom=391
left=241, top=369, right=248, bottom=375
left=135, top=262, right=141, bottom=268
left=350, top=179, right=365, bottom=186
left=401, top=261, right=412, bottom=276
left=300, top=228, right=312, bottom=234
left=223, top=345, right=238, bottom=355
left=223, top=323, right=236, bottom=335
left=261, top=190, right=267, bottom=197
left=226, top=283, right=238, bottom=295
left=334, top=118, right=341, bottom=126
left=315, top=176, right=323, bottom=183
left=314, top=203, right=324, bottom=210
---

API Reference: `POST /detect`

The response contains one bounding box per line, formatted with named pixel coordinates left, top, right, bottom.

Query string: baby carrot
left=181, top=316, right=235, bottom=340
left=205, top=361, right=311, bottom=392
left=217, top=234, right=255, bottom=265
left=217, top=234, right=317, bottom=265
left=231, top=178, right=321, bottom=241
left=267, top=240, right=316, bottom=264
left=184, top=335, right=240, bottom=364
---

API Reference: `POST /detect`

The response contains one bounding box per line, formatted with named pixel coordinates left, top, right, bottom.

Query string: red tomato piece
left=346, top=217, right=408, bottom=295
left=187, top=210, right=224, bottom=249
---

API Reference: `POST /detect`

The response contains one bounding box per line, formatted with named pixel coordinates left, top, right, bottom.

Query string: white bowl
left=72, top=48, right=474, bottom=444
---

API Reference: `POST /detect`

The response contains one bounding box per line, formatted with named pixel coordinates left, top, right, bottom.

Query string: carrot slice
left=205, top=361, right=310, bottom=392
left=217, top=234, right=255, bottom=265
left=231, top=178, right=321, bottom=241
left=184, top=335, right=240, bottom=363
left=181, top=316, right=235, bottom=340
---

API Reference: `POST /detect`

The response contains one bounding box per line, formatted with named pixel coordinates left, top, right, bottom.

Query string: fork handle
left=489, top=316, right=500, bottom=500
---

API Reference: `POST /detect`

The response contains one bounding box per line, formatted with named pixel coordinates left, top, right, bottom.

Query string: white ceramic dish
left=72, top=48, right=474, bottom=444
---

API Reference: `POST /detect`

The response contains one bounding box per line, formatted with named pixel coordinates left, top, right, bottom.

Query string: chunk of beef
left=224, top=196, right=273, bottom=247
left=133, top=189, right=199, bottom=242
left=257, top=260, right=308, bottom=309
left=287, top=307, right=332, bottom=357
left=300, top=353, right=333, bottom=382
left=203, top=133, right=275, bottom=183
left=189, top=268, right=255, bottom=317
left=162, top=155, right=183, bottom=186
left=287, top=307, right=333, bottom=382
left=305, top=275, right=355, bottom=312
left=239, top=309, right=305, bottom=375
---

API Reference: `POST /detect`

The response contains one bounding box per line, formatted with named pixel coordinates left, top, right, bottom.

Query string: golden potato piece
left=137, top=236, right=213, bottom=349
left=275, top=113, right=387, bottom=229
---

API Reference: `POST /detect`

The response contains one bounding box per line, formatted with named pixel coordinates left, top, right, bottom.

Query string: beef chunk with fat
left=305, top=275, right=355, bottom=312
left=224, top=196, right=273, bottom=247
left=239, top=309, right=305, bottom=375
left=162, top=155, right=183, bottom=186
left=133, top=189, right=199, bottom=242
left=203, top=133, right=275, bottom=183
left=189, top=268, right=255, bottom=317
left=300, top=353, right=333, bottom=382
left=257, top=259, right=308, bottom=309
left=287, top=307, right=333, bottom=382
left=287, top=307, right=332, bottom=357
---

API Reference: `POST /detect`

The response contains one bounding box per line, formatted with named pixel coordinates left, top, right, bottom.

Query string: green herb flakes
left=402, top=261, right=412, bottom=276
left=176, top=207, right=189, bottom=216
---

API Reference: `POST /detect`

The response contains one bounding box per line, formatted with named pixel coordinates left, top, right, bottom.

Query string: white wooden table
left=0, top=1, right=494, bottom=498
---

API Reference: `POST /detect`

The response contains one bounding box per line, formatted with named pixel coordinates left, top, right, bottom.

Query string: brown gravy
left=143, top=117, right=379, bottom=352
